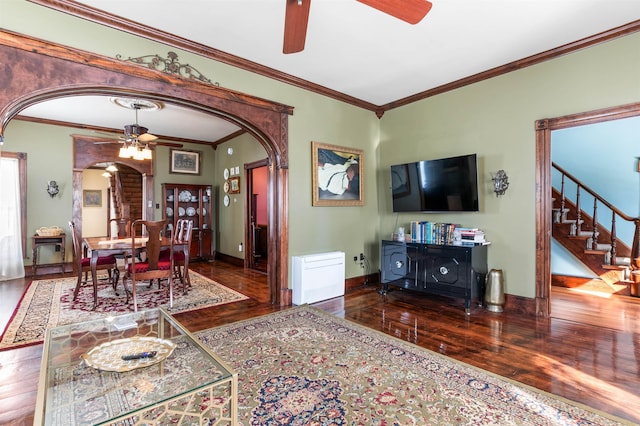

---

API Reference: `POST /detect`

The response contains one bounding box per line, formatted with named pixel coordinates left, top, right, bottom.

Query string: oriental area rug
left=0, top=271, right=248, bottom=351
left=197, top=306, right=629, bottom=426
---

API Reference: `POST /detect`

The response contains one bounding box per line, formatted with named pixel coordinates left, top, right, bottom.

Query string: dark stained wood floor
left=1, top=261, right=640, bottom=425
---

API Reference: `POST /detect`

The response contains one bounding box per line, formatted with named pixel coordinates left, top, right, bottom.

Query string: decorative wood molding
left=26, top=0, right=640, bottom=117
left=27, top=0, right=379, bottom=112
left=377, top=20, right=640, bottom=112
left=0, top=29, right=291, bottom=306
left=210, top=130, right=247, bottom=150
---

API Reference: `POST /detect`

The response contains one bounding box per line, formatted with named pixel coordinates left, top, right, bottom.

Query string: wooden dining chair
left=161, top=219, right=193, bottom=294
left=68, top=221, right=119, bottom=301
left=123, top=219, right=174, bottom=312
left=108, top=217, right=131, bottom=238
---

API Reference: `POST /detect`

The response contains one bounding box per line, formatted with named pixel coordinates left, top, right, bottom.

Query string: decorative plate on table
left=81, top=336, right=176, bottom=372
left=178, top=190, right=192, bottom=202
left=186, top=206, right=196, bottom=217
left=166, top=207, right=173, bottom=217
left=178, top=207, right=186, bottom=217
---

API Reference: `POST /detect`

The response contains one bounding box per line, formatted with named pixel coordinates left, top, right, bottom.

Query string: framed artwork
left=170, top=149, right=201, bottom=175
left=228, top=176, right=241, bottom=194
left=83, top=189, right=102, bottom=207
left=311, top=141, right=364, bottom=206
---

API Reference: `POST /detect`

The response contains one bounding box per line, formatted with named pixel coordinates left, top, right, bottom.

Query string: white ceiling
left=18, top=0, right=640, bottom=143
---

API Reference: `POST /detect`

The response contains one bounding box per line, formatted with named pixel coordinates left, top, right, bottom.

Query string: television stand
left=380, top=240, right=488, bottom=314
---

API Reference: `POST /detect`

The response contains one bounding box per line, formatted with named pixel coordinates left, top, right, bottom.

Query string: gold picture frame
left=83, top=189, right=102, bottom=207
left=311, top=141, right=363, bottom=206
left=228, top=176, right=241, bottom=194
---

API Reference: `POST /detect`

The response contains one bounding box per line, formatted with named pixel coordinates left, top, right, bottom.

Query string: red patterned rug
left=197, top=306, right=628, bottom=425
left=0, top=271, right=248, bottom=351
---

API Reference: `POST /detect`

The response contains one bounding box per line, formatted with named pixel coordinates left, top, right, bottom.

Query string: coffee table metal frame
left=34, top=307, right=237, bottom=425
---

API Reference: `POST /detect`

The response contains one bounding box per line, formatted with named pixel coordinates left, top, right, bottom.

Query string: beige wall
left=2, top=1, right=640, bottom=297
left=82, top=169, right=110, bottom=238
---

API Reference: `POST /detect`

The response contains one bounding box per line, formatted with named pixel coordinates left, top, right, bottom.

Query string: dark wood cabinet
left=380, top=240, right=488, bottom=314
left=162, top=183, right=213, bottom=260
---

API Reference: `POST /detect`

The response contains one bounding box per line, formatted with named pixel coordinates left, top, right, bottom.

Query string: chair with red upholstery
left=69, top=221, right=119, bottom=301
left=123, top=219, right=174, bottom=312
left=161, top=219, right=193, bottom=294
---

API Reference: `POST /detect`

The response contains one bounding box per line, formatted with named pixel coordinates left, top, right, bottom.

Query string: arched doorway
left=72, top=136, right=154, bottom=237
left=0, top=31, right=292, bottom=305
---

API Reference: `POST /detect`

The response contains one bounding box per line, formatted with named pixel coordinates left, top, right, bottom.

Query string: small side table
left=32, top=233, right=66, bottom=275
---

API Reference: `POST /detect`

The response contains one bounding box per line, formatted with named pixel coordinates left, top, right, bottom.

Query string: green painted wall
left=1, top=0, right=381, bottom=282
left=3, top=1, right=640, bottom=297
left=377, top=32, right=640, bottom=298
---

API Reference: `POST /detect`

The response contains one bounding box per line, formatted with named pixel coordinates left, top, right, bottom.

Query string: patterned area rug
left=0, top=271, right=248, bottom=351
left=197, top=306, right=628, bottom=426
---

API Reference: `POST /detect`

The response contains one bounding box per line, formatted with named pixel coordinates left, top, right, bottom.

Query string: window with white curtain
left=0, top=154, right=25, bottom=280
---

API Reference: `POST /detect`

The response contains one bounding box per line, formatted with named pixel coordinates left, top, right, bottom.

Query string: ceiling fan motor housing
left=124, top=124, right=148, bottom=138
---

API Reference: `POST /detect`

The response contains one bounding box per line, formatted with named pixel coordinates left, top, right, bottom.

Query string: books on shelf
left=407, top=222, right=489, bottom=246
left=409, top=221, right=460, bottom=245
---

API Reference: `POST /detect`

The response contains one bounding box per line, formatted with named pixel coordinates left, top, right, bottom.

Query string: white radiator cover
left=292, top=251, right=345, bottom=305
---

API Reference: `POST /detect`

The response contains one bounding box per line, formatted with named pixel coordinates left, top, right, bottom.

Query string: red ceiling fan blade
left=356, top=0, right=432, bottom=24
left=283, top=0, right=311, bottom=54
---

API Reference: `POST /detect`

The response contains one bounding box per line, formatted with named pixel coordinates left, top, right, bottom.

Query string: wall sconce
left=46, top=180, right=60, bottom=198
left=491, top=170, right=509, bottom=197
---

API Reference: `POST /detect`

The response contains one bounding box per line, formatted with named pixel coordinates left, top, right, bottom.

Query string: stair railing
left=112, top=172, right=130, bottom=219
left=553, top=162, right=639, bottom=267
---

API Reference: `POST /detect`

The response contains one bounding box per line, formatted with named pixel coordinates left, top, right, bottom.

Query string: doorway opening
left=535, top=101, right=640, bottom=316
left=245, top=159, right=269, bottom=273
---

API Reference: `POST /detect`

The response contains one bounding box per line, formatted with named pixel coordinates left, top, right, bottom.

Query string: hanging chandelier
left=118, top=141, right=153, bottom=160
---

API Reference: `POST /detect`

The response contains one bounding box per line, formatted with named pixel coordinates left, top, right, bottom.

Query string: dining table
left=83, top=236, right=190, bottom=309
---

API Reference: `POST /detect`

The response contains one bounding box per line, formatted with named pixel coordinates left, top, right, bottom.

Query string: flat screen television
left=390, top=153, right=479, bottom=212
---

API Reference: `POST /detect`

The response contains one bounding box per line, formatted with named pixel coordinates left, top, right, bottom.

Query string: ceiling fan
left=119, top=100, right=159, bottom=144
left=94, top=98, right=183, bottom=152
left=283, top=0, right=433, bottom=54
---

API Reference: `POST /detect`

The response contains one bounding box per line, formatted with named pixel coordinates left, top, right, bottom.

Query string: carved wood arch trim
left=0, top=30, right=291, bottom=305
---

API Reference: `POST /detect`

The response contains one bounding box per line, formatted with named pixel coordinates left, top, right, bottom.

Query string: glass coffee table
left=34, top=308, right=237, bottom=425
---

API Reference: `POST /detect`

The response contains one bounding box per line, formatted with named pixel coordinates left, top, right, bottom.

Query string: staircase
left=552, top=163, right=635, bottom=288
left=108, top=164, right=143, bottom=221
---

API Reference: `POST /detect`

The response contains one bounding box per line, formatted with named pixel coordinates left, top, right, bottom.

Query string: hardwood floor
left=1, top=261, right=640, bottom=424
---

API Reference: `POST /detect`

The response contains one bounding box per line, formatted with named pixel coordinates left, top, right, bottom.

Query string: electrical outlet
left=353, top=256, right=358, bottom=262
left=360, top=253, right=365, bottom=261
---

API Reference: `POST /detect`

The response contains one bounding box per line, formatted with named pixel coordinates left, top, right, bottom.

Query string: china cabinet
left=162, top=183, right=213, bottom=260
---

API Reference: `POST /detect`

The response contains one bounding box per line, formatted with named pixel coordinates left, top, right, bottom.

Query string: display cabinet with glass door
left=162, top=183, right=213, bottom=260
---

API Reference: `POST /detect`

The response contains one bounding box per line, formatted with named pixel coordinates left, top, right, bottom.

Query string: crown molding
left=24, top=1, right=640, bottom=117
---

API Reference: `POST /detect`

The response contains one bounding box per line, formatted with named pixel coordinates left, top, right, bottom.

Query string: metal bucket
left=484, top=269, right=505, bottom=312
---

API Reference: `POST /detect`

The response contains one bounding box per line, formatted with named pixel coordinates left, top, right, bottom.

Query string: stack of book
left=452, top=228, right=489, bottom=246
left=410, top=222, right=459, bottom=245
